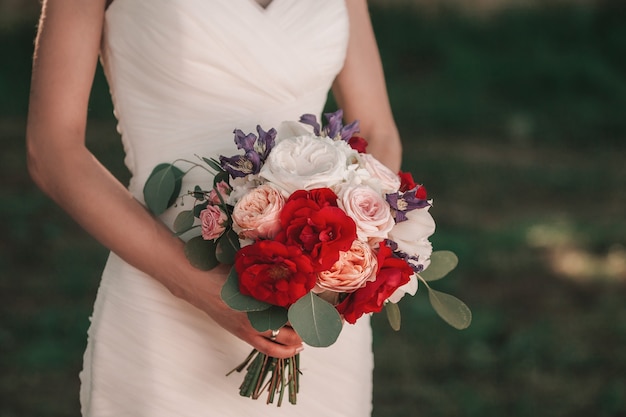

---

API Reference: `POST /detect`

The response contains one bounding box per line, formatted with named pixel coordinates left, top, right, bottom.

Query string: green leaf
left=385, top=302, right=402, bottom=331
left=214, top=170, right=229, bottom=186
left=427, top=288, right=472, bottom=330
left=184, top=236, right=218, bottom=270
left=247, top=306, right=289, bottom=332
left=143, top=163, right=185, bottom=215
left=173, top=210, right=195, bottom=233
left=192, top=185, right=206, bottom=200
left=193, top=201, right=209, bottom=218
left=420, top=251, right=459, bottom=282
left=221, top=268, right=272, bottom=312
left=203, top=157, right=223, bottom=172
left=215, top=229, right=239, bottom=265
left=288, top=293, right=343, bottom=348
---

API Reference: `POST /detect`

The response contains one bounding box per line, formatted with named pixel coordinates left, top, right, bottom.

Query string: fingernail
left=295, top=346, right=304, bottom=353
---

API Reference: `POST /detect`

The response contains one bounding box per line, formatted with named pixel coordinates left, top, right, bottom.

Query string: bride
left=26, top=0, right=402, bottom=415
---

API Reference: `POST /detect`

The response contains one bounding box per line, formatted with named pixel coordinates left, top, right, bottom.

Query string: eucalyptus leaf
left=168, top=166, right=185, bottom=207
left=184, top=236, right=218, bottom=271
left=143, top=164, right=181, bottom=215
left=420, top=251, right=459, bottom=282
left=385, top=302, right=402, bottom=331
left=173, top=210, right=195, bottom=233
left=216, top=229, right=240, bottom=265
left=247, top=306, right=289, bottom=332
left=221, top=268, right=272, bottom=312
left=288, top=293, right=343, bottom=348
left=427, top=287, right=472, bottom=330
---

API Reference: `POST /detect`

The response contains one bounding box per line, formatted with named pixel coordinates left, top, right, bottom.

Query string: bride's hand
left=180, top=263, right=304, bottom=359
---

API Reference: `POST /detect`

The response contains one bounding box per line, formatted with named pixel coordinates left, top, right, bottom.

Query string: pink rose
left=316, top=239, right=377, bottom=293
left=207, top=180, right=231, bottom=205
left=359, top=153, right=401, bottom=194
left=232, top=184, right=285, bottom=240
left=200, top=205, right=228, bottom=240
left=339, top=185, right=395, bottom=243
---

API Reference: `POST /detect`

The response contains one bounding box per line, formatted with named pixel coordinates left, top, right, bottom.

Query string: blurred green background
left=1, top=0, right=625, bottom=416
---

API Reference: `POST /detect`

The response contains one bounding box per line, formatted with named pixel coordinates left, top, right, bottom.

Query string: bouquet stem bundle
left=228, top=349, right=300, bottom=406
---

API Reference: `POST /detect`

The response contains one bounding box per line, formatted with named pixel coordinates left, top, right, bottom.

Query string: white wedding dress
left=80, top=0, right=373, bottom=416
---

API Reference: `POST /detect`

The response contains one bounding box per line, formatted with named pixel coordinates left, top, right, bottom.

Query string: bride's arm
left=26, top=0, right=302, bottom=359
left=332, top=0, right=402, bottom=172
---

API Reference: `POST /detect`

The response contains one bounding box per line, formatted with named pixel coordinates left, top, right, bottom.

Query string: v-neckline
left=250, top=0, right=276, bottom=13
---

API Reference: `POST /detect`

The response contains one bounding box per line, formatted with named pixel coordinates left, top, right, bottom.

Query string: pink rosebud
left=208, top=181, right=231, bottom=205
left=199, top=205, right=228, bottom=240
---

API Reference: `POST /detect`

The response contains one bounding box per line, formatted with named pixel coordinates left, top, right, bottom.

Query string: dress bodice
left=101, top=0, right=349, bottom=205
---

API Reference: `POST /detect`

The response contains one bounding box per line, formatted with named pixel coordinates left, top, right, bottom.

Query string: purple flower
left=219, top=153, right=260, bottom=178
left=386, top=189, right=430, bottom=222
left=299, top=109, right=360, bottom=142
left=219, top=125, right=276, bottom=177
left=233, top=129, right=257, bottom=152
left=299, top=114, right=321, bottom=136
left=323, top=109, right=344, bottom=139
left=254, top=125, right=276, bottom=160
left=338, top=119, right=360, bottom=142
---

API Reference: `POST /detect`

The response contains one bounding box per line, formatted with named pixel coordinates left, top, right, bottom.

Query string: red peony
left=277, top=188, right=357, bottom=272
left=234, top=240, right=316, bottom=307
left=348, top=136, right=368, bottom=153
left=398, top=170, right=417, bottom=193
left=336, top=241, right=414, bottom=324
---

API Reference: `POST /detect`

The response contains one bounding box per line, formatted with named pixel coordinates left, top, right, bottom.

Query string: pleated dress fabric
left=79, top=0, right=374, bottom=415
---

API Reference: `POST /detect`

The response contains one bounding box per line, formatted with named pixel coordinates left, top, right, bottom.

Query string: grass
left=1, top=4, right=625, bottom=417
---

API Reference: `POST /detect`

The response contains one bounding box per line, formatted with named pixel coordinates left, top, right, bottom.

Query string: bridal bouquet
left=143, top=110, right=471, bottom=406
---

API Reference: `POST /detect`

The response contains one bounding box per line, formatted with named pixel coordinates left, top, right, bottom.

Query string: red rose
left=348, top=136, right=368, bottom=153
left=336, top=241, right=413, bottom=324
left=398, top=171, right=417, bottom=193
left=234, top=240, right=316, bottom=307
left=286, top=187, right=339, bottom=208
left=277, top=189, right=357, bottom=272
left=415, top=184, right=427, bottom=200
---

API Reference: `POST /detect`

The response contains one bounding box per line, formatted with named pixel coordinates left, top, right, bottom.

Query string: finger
left=253, top=335, right=304, bottom=359
left=264, top=326, right=302, bottom=346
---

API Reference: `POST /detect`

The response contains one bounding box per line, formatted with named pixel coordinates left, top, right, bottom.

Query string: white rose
left=259, top=135, right=356, bottom=194
left=227, top=175, right=265, bottom=206
left=388, top=207, right=435, bottom=264
left=338, top=185, right=394, bottom=243
left=359, top=153, right=401, bottom=194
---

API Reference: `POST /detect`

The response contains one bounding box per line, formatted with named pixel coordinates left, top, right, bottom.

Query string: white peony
left=259, top=135, right=357, bottom=194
